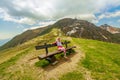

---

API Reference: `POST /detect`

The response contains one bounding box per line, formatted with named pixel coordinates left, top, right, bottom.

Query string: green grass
left=73, top=38, right=120, bottom=80
left=1, top=28, right=120, bottom=80
left=35, top=49, right=75, bottom=67
left=59, top=71, right=85, bottom=80
left=55, top=53, right=64, bottom=59
left=0, top=47, right=32, bottom=78
left=35, top=59, right=49, bottom=67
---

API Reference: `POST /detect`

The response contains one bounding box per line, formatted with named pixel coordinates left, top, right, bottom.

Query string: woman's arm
left=52, top=41, right=57, bottom=46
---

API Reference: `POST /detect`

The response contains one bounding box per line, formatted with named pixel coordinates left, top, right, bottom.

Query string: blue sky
left=0, top=0, right=120, bottom=46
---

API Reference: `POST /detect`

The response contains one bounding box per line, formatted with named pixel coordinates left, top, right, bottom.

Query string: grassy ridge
left=0, top=47, right=32, bottom=79
left=60, top=38, right=120, bottom=80
left=73, top=38, right=120, bottom=80
left=60, top=71, right=85, bottom=80
left=0, top=28, right=120, bottom=80
left=0, top=29, right=61, bottom=80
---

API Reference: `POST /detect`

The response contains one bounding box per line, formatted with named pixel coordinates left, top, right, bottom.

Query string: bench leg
left=68, top=49, right=75, bottom=53
left=46, top=55, right=57, bottom=63
left=66, top=49, right=75, bottom=55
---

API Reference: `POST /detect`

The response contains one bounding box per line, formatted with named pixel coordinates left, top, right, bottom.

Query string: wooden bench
left=35, top=41, right=76, bottom=63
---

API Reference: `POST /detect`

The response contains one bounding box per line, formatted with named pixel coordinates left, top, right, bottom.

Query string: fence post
left=65, top=41, right=68, bottom=48
left=44, top=43, right=48, bottom=56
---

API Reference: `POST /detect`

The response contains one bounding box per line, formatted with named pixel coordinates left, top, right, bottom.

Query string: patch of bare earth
left=41, top=49, right=83, bottom=80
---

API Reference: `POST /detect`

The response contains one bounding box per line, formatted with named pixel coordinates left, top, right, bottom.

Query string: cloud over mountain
left=0, top=0, right=120, bottom=25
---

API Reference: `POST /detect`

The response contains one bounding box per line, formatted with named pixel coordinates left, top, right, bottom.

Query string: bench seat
left=38, top=46, right=76, bottom=60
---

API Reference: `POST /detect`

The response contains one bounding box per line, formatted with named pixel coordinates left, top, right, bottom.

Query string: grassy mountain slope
left=0, top=29, right=60, bottom=79
left=0, top=29, right=120, bottom=80
left=1, top=18, right=120, bottom=51
left=59, top=38, right=120, bottom=80
left=0, top=39, right=11, bottom=46
left=72, top=38, right=120, bottom=80
left=112, top=33, right=120, bottom=44
left=0, top=26, right=49, bottom=50
left=54, top=18, right=113, bottom=42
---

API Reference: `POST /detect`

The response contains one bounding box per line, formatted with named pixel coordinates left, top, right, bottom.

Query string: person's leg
left=58, top=47, right=67, bottom=58
left=62, top=47, right=67, bottom=57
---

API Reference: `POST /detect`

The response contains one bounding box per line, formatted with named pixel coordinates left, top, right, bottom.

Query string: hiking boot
left=64, top=56, right=68, bottom=59
left=52, top=61, right=58, bottom=65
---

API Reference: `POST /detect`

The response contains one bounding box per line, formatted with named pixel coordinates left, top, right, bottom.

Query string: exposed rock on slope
left=100, top=24, right=120, bottom=34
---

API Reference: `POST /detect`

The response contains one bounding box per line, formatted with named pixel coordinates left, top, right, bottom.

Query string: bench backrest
left=35, top=41, right=70, bottom=55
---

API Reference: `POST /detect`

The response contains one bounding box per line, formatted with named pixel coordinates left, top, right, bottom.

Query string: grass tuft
left=35, top=59, right=49, bottom=67
left=59, top=71, right=85, bottom=80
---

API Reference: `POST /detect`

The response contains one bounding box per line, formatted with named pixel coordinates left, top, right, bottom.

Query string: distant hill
left=0, top=39, right=11, bottom=46
left=1, top=18, right=120, bottom=50
left=0, top=27, right=49, bottom=50
left=100, top=24, right=120, bottom=34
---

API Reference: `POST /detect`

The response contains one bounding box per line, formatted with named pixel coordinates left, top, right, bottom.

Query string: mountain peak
left=101, top=24, right=110, bottom=27
left=54, top=18, right=94, bottom=28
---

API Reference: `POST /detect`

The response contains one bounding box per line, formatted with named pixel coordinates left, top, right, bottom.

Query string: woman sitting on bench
left=53, top=37, right=68, bottom=59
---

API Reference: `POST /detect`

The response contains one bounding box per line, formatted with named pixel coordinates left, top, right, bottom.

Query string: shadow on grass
left=42, top=52, right=77, bottom=72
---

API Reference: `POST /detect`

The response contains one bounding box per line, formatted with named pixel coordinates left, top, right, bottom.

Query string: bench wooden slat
left=35, top=44, right=54, bottom=50
left=35, top=41, right=70, bottom=50
left=38, top=46, right=76, bottom=59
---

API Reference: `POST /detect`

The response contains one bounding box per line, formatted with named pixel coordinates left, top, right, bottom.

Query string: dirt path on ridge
left=14, top=37, right=93, bottom=80
left=38, top=37, right=84, bottom=80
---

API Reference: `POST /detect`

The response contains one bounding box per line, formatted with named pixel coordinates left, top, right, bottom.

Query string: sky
left=0, top=0, right=120, bottom=45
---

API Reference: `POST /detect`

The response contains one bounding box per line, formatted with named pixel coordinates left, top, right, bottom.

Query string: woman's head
left=56, top=37, right=61, bottom=41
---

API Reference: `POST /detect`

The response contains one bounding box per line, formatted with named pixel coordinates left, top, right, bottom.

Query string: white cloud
left=4, top=16, right=36, bottom=25
left=0, top=0, right=120, bottom=25
left=1, top=0, right=120, bottom=40
left=67, top=14, right=96, bottom=20
left=61, top=13, right=98, bottom=23
left=18, top=18, right=36, bottom=25
left=118, top=19, right=120, bottom=22
left=16, top=25, right=24, bottom=28
left=23, top=20, right=56, bottom=31
left=92, top=0, right=120, bottom=12
left=98, top=11, right=120, bottom=20
left=38, top=20, right=56, bottom=26
left=23, top=26, right=45, bottom=31
left=0, top=8, right=36, bottom=25
left=78, top=14, right=97, bottom=23
left=0, top=32, right=14, bottom=40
